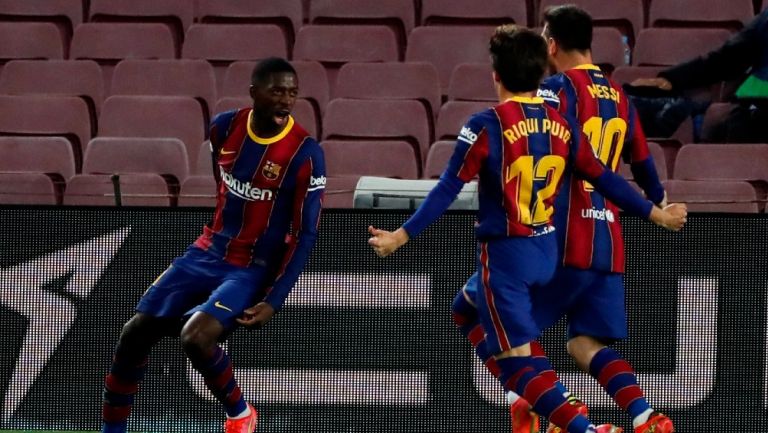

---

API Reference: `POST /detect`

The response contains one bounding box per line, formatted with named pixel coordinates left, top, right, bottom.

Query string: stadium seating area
left=0, top=0, right=765, bottom=212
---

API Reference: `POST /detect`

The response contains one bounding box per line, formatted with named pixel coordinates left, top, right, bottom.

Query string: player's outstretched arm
left=368, top=226, right=410, bottom=257
left=648, top=203, right=687, bottom=231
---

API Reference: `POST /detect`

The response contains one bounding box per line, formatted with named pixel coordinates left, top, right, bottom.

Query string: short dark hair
left=542, top=5, right=593, bottom=52
left=250, top=57, right=297, bottom=87
left=489, top=25, right=548, bottom=93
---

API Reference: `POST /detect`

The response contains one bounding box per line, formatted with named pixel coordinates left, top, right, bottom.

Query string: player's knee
left=451, top=290, right=477, bottom=327
left=119, top=313, right=153, bottom=344
left=180, top=327, right=215, bottom=356
left=180, top=316, right=222, bottom=357
left=567, top=335, right=605, bottom=366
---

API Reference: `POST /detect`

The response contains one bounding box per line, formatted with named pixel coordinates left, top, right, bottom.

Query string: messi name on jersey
left=219, top=166, right=275, bottom=201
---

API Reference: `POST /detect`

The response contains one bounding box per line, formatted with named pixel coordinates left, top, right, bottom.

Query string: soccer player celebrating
left=100, top=57, right=325, bottom=433
left=369, top=25, right=685, bottom=433
left=536, top=6, right=675, bottom=433
left=452, top=7, right=678, bottom=433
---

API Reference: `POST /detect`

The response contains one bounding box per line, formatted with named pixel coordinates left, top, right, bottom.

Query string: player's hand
left=368, top=226, right=409, bottom=257
left=630, top=77, right=673, bottom=91
left=236, top=302, right=276, bottom=329
left=649, top=202, right=687, bottom=231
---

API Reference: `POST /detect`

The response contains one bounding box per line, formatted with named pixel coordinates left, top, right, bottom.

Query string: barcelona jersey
left=539, top=64, right=663, bottom=273
left=402, top=96, right=616, bottom=240
left=193, top=108, right=325, bottom=310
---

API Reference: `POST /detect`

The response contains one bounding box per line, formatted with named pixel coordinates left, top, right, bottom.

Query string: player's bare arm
left=368, top=226, right=410, bottom=257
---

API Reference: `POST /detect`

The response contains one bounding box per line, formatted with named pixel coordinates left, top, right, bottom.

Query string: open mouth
left=274, top=109, right=290, bottom=126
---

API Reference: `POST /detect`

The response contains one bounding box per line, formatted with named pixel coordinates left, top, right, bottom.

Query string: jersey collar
left=247, top=110, right=294, bottom=145
left=573, top=64, right=601, bottom=71
left=506, top=96, right=544, bottom=104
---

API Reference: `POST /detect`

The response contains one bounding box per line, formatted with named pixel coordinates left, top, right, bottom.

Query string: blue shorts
left=136, top=246, right=269, bottom=330
left=463, top=266, right=627, bottom=342
left=475, top=235, right=558, bottom=354
left=531, top=267, right=627, bottom=342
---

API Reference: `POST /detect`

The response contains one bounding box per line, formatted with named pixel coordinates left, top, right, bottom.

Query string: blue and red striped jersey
left=403, top=96, right=624, bottom=240
left=539, top=64, right=664, bottom=273
left=193, top=108, right=325, bottom=310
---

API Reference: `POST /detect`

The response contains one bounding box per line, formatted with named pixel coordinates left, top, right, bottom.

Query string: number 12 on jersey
left=505, top=155, right=565, bottom=225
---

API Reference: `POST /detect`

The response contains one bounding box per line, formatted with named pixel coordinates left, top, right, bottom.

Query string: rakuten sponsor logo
left=220, top=167, right=274, bottom=201
left=581, top=207, right=615, bottom=222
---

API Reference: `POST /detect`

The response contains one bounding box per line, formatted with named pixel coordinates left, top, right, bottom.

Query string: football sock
left=632, top=408, right=655, bottom=428
left=189, top=345, right=247, bottom=417
left=589, top=347, right=652, bottom=420
left=497, top=356, right=592, bottom=433
left=530, top=340, right=570, bottom=397
left=229, top=404, right=252, bottom=420
left=451, top=290, right=501, bottom=377
left=102, top=347, right=148, bottom=433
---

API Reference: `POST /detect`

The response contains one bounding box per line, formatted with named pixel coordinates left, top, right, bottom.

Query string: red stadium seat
left=0, top=95, right=91, bottom=170
left=423, top=140, right=456, bottom=179
left=196, top=0, right=302, bottom=52
left=223, top=60, right=329, bottom=118
left=182, top=24, right=287, bottom=95
left=633, top=28, right=732, bottom=66
left=99, top=95, right=205, bottom=171
left=322, top=140, right=419, bottom=179
left=618, top=141, right=668, bottom=181
left=406, top=26, right=495, bottom=94
left=335, top=62, right=442, bottom=120
left=0, top=22, right=63, bottom=66
left=436, top=101, right=492, bottom=140
left=309, top=0, right=416, bottom=56
left=421, top=0, right=527, bottom=27
left=0, top=136, right=76, bottom=202
left=70, top=23, right=176, bottom=93
left=674, top=144, right=768, bottom=183
left=323, top=99, right=431, bottom=173
left=323, top=175, right=361, bottom=208
left=0, top=136, right=76, bottom=181
left=0, top=172, right=57, bottom=205
left=0, top=60, right=105, bottom=119
left=592, top=27, right=627, bottom=71
left=178, top=175, right=216, bottom=207
left=448, top=63, right=496, bottom=102
left=212, top=97, right=250, bottom=116
left=663, top=179, right=759, bottom=213
left=82, top=137, right=189, bottom=188
left=212, top=97, right=318, bottom=138
left=293, top=25, right=399, bottom=96
left=610, top=66, right=666, bottom=85
left=64, top=173, right=172, bottom=206
left=192, top=140, right=214, bottom=176
left=88, top=0, right=194, bottom=54
left=649, top=0, right=753, bottom=31
left=111, top=59, right=216, bottom=121
left=699, top=102, right=738, bottom=143
left=0, top=0, right=82, bottom=55
left=538, top=0, right=644, bottom=45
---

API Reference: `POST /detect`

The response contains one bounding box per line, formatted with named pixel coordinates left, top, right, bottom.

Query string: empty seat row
left=0, top=22, right=737, bottom=85
left=2, top=134, right=766, bottom=210
left=0, top=0, right=757, bottom=47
